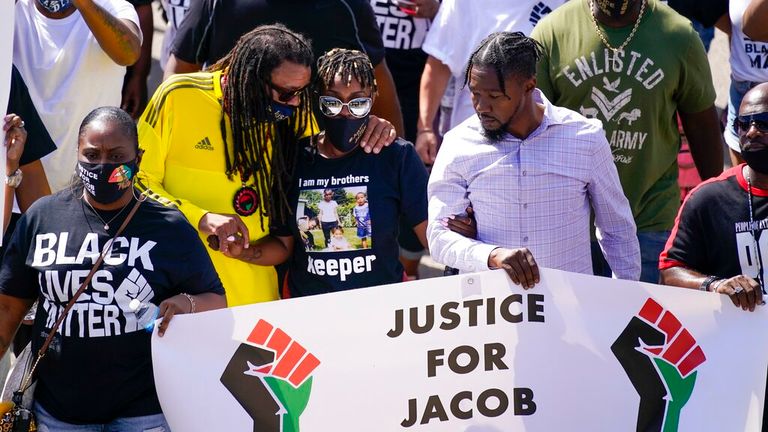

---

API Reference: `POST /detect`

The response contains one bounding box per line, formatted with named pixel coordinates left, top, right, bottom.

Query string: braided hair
left=208, top=24, right=314, bottom=227
left=316, top=48, right=378, bottom=95
left=463, top=31, right=543, bottom=94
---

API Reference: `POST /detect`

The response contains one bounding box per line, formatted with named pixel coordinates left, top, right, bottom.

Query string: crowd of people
left=1, top=0, right=768, bottom=429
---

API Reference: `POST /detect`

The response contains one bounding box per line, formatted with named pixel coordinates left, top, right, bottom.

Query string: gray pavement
left=146, top=17, right=733, bottom=280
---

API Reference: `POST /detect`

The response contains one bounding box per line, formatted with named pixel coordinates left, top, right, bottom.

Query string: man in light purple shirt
left=427, top=31, right=640, bottom=287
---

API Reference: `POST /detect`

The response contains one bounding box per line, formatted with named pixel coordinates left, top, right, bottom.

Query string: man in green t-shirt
left=531, top=0, right=724, bottom=283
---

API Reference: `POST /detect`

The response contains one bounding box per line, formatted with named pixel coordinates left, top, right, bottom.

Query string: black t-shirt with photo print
left=0, top=191, right=224, bottom=424
left=277, top=138, right=428, bottom=297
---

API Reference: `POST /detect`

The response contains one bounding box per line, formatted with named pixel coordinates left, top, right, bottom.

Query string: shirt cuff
left=179, top=204, right=210, bottom=232
left=468, top=243, right=499, bottom=272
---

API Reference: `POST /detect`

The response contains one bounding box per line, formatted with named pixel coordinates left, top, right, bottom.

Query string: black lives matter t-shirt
left=0, top=191, right=224, bottom=424
left=279, top=138, right=427, bottom=297
left=660, top=165, right=768, bottom=280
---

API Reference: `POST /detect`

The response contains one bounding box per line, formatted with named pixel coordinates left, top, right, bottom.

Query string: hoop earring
left=131, top=179, right=148, bottom=202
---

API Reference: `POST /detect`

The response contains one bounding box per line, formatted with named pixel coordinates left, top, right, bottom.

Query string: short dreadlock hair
left=316, top=48, right=377, bottom=96
left=209, top=24, right=315, bottom=227
left=463, top=32, right=543, bottom=95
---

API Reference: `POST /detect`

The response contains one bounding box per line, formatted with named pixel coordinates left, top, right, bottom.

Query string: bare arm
left=714, top=13, right=731, bottom=36
left=17, top=161, right=51, bottom=212
left=121, top=3, right=153, bottom=118
left=660, top=266, right=763, bottom=311
left=163, top=53, right=202, bottom=80
left=223, top=235, right=295, bottom=266
left=73, top=0, right=142, bottom=65
left=0, top=294, right=35, bottom=358
left=679, top=106, right=724, bottom=180
left=743, top=0, right=768, bottom=41
left=157, top=292, right=226, bottom=336
left=372, top=60, right=405, bottom=138
left=412, top=220, right=428, bottom=250
left=659, top=266, right=708, bottom=290
left=416, top=56, right=451, bottom=164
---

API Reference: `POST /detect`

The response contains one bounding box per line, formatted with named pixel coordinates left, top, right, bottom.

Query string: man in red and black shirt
left=659, top=84, right=768, bottom=312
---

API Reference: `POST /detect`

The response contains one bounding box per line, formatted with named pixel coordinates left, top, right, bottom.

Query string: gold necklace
left=588, top=0, right=647, bottom=53
left=82, top=195, right=132, bottom=230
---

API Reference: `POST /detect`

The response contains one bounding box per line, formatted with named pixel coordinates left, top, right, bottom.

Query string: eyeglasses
left=319, top=96, right=372, bottom=118
left=735, top=112, right=768, bottom=134
left=268, top=82, right=308, bottom=103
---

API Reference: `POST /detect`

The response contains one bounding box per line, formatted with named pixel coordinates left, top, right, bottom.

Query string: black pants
left=320, top=221, right=337, bottom=248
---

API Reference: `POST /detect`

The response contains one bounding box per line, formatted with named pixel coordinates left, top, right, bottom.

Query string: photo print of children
left=297, top=186, right=373, bottom=252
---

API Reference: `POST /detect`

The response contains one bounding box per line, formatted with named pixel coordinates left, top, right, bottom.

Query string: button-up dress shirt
left=427, top=89, right=640, bottom=280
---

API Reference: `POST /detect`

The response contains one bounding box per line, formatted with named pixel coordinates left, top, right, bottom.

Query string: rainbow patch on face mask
left=108, top=164, right=134, bottom=189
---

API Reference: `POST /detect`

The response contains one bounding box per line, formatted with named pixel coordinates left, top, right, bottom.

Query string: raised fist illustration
left=221, top=319, right=320, bottom=432
left=611, top=298, right=706, bottom=432
left=528, top=1, right=553, bottom=26
left=114, top=268, right=155, bottom=332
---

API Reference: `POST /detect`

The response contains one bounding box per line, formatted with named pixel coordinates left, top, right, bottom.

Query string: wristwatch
left=5, top=168, right=22, bottom=188
left=700, top=275, right=719, bottom=292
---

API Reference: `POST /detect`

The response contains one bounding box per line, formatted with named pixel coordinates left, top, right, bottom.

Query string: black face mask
left=78, top=161, right=138, bottom=204
left=323, top=116, right=369, bottom=153
left=595, top=0, right=638, bottom=18
left=743, top=147, right=768, bottom=175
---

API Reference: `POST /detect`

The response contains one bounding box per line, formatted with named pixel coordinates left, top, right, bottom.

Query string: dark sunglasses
left=735, top=112, right=768, bottom=134
left=268, top=82, right=308, bottom=103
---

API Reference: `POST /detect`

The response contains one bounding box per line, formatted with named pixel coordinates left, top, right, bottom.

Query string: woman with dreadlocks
left=275, top=48, right=428, bottom=297
left=136, top=25, right=397, bottom=306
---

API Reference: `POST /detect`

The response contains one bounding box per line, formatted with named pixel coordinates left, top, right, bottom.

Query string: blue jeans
left=691, top=19, right=714, bottom=52
left=591, top=231, right=672, bottom=283
left=35, top=402, right=170, bottom=432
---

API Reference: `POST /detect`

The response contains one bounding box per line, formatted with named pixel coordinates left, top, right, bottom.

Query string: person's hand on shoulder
left=361, top=115, right=397, bottom=154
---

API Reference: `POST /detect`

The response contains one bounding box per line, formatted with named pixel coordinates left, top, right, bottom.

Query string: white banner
left=153, top=269, right=768, bottom=431
left=0, top=0, right=13, bottom=243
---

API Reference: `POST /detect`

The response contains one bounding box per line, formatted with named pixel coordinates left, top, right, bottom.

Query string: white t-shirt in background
left=422, top=0, right=567, bottom=130
left=729, top=0, right=768, bottom=83
left=13, top=0, right=140, bottom=192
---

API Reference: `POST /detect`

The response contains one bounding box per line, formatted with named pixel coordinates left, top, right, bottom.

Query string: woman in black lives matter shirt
left=0, top=107, right=226, bottom=430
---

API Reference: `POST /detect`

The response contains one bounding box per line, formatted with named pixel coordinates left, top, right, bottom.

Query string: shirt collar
left=535, top=88, right=567, bottom=128
left=518, top=89, right=562, bottom=140
left=213, top=70, right=224, bottom=100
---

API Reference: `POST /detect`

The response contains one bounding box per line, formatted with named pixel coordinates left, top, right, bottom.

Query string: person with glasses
left=660, top=83, right=768, bottom=313
left=136, top=26, right=396, bottom=307
left=273, top=48, right=428, bottom=297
